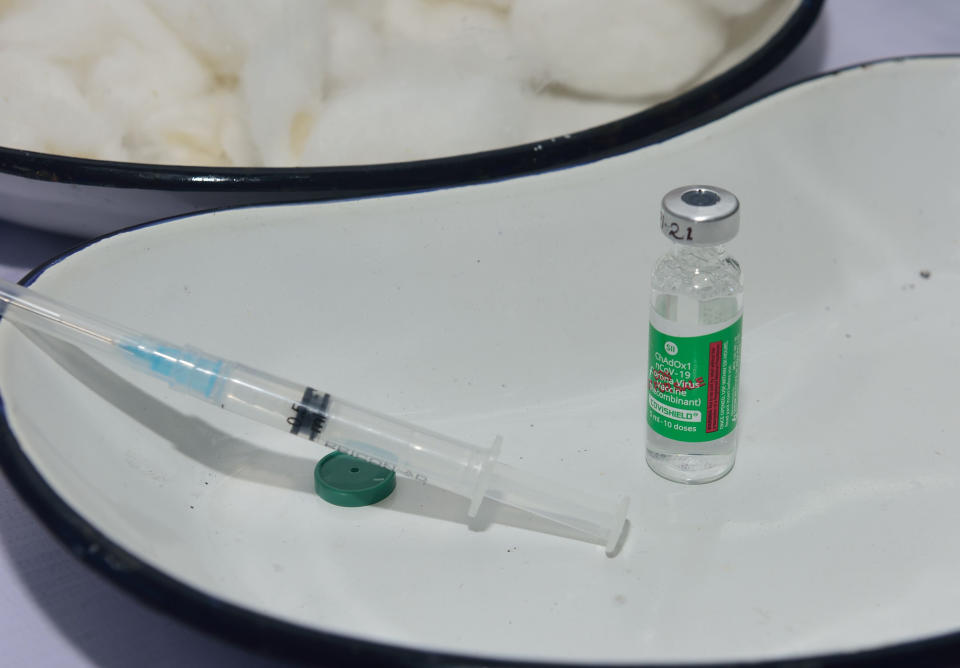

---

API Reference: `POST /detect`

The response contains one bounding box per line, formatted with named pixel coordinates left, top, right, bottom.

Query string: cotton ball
left=219, top=111, right=259, bottom=167
left=0, top=0, right=121, bottom=74
left=240, top=4, right=328, bottom=166
left=0, top=53, right=126, bottom=160
left=145, top=0, right=329, bottom=165
left=0, top=0, right=206, bottom=75
left=92, top=0, right=211, bottom=63
left=84, top=35, right=211, bottom=130
left=381, top=0, right=518, bottom=76
left=143, top=0, right=315, bottom=79
left=459, top=0, right=512, bottom=13
left=143, top=0, right=247, bottom=76
left=122, top=92, right=255, bottom=166
left=509, top=0, right=728, bottom=99
left=327, top=4, right=384, bottom=91
left=300, top=58, right=531, bottom=165
left=523, top=94, right=642, bottom=141
left=145, top=0, right=329, bottom=81
left=306, top=2, right=534, bottom=165
left=328, top=0, right=385, bottom=25
left=703, top=0, right=774, bottom=18
left=0, top=0, right=217, bottom=163
left=79, top=2, right=217, bottom=163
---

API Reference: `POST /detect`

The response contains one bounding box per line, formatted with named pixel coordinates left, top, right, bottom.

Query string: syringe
left=0, top=277, right=629, bottom=553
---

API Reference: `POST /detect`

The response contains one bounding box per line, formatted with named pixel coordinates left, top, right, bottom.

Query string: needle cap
left=314, top=452, right=396, bottom=507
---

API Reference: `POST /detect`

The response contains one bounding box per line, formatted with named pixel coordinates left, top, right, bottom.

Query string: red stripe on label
left=706, top=341, right=723, bottom=433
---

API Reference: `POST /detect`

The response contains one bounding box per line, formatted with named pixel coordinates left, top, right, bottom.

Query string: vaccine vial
left=646, top=185, right=743, bottom=484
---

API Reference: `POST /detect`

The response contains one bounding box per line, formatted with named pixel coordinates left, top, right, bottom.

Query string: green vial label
left=647, top=317, right=742, bottom=442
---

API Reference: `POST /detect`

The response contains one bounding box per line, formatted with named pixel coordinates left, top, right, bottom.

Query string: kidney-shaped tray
left=1, top=56, right=959, bottom=666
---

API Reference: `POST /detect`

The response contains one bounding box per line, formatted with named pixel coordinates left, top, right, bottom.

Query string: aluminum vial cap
left=660, top=185, right=740, bottom=246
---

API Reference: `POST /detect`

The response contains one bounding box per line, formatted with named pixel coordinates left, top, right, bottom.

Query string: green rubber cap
left=314, top=452, right=396, bottom=507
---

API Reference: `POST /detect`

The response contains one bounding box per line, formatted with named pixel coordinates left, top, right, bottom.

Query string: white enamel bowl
left=0, top=1, right=819, bottom=238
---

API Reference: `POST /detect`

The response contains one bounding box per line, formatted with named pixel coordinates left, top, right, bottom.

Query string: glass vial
left=646, top=185, right=743, bottom=484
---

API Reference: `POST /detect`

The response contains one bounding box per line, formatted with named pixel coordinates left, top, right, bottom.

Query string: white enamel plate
left=2, top=57, right=959, bottom=665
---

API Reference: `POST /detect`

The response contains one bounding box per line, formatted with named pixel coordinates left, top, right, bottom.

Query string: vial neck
left=668, top=244, right=728, bottom=263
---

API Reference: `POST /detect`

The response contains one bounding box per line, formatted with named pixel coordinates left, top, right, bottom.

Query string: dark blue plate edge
left=0, top=1, right=822, bottom=198
left=5, top=54, right=960, bottom=668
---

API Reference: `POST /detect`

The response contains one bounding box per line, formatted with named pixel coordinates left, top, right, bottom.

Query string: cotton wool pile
left=0, top=0, right=774, bottom=167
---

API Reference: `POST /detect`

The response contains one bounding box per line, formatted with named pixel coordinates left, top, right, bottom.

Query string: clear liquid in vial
left=646, top=246, right=743, bottom=484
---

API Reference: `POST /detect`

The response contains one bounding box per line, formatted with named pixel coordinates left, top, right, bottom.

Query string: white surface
left=1, top=2, right=960, bottom=666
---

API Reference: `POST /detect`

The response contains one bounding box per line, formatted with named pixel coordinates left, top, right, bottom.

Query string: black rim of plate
left=7, top=53, right=960, bottom=668
left=0, top=0, right=821, bottom=202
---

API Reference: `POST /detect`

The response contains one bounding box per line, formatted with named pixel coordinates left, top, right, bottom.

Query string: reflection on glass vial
left=646, top=185, right=743, bottom=484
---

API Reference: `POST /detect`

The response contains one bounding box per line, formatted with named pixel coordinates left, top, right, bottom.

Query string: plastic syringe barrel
left=118, top=340, right=496, bottom=495
left=122, top=342, right=629, bottom=552
left=321, top=400, right=629, bottom=552
left=478, top=461, right=629, bottom=554
left=0, top=278, right=630, bottom=552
